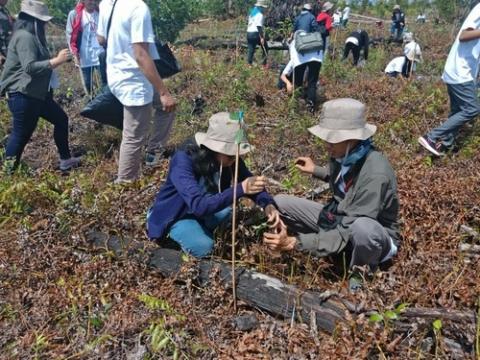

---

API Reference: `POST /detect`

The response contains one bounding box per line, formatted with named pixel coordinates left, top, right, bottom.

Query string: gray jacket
left=0, top=29, right=52, bottom=100
left=297, top=150, right=400, bottom=256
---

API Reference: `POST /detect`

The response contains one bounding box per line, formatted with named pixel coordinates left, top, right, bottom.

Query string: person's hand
left=260, top=37, right=265, bottom=46
left=56, top=48, right=71, bottom=64
left=295, top=157, right=316, bottom=174
left=286, top=82, right=293, bottom=94
left=263, top=223, right=297, bottom=252
left=242, top=176, right=267, bottom=195
left=264, top=204, right=281, bottom=229
left=159, top=92, right=176, bottom=112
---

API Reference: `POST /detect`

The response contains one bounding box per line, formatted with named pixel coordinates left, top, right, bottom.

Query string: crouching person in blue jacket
left=147, top=112, right=281, bottom=257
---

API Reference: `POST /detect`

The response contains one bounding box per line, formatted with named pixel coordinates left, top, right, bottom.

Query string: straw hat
left=19, top=0, right=52, bottom=22
left=308, top=99, right=377, bottom=144
left=322, top=2, right=334, bottom=12
left=195, top=112, right=252, bottom=156
left=255, top=0, right=269, bottom=8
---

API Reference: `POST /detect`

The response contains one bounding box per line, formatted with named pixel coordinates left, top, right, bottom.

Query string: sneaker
left=418, top=135, right=444, bottom=156
left=145, top=150, right=165, bottom=167
left=59, top=156, right=81, bottom=171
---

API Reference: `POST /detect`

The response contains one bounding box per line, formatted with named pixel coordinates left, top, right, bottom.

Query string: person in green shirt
left=0, top=0, right=81, bottom=171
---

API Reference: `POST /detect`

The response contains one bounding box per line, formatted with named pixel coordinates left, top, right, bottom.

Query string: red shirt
left=316, top=12, right=333, bottom=31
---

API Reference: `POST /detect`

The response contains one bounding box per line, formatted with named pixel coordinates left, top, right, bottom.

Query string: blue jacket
left=147, top=150, right=275, bottom=239
left=294, top=11, right=319, bottom=33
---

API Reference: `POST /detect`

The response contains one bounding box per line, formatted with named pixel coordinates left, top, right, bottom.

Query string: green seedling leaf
left=395, top=303, right=409, bottom=314
left=235, top=128, right=247, bottom=144
left=369, top=312, right=384, bottom=323
left=384, top=310, right=398, bottom=321
left=433, top=319, right=442, bottom=331
left=181, top=253, right=189, bottom=262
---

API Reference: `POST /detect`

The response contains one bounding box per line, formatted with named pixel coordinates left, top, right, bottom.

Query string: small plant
left=369, top=303, right=408, bottom=327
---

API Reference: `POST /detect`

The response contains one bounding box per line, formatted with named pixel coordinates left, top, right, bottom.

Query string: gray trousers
left=118, top=93, right=175, bottom=182
left=274, top=195, right=392, bottom=268
left=427, top=81, right=480, bottom=146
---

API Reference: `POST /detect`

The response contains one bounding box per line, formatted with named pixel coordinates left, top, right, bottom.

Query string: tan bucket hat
left=195, top=112, right=252, bottom=156
left=393, top=4, right=401, bottom=10
left=303, top=3, right=312, bottom=11
left=255, top=0, right=269, bottom=8
left=20, top=0, right=52, bottom=22
left=308, top=98, right=377, bottom=144
left=322, top=2, right=334, bottom=12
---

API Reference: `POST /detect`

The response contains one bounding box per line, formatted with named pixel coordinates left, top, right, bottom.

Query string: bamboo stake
left=230, top=111, right=245, bottom=313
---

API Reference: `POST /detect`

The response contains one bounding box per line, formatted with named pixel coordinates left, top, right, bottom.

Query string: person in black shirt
left=343, top=30, right=369, bottom=66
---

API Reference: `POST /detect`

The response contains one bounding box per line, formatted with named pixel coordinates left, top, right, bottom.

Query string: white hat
left=322, top=2, right=334, bottom=12
left=303, top=3, right=312, bottom=11
left=195, top=112, right=252, bottom=156
left=255, top=0, right=269, bottom=8
left=308, top=99, right=377, bottom=143
left=20, top=0, right=52, bottom=22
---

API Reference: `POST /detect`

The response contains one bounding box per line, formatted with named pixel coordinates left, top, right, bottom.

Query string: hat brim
left=308, top=123, right=377, bottom=143
left=255, top=4, right=269, bottom=8
left=19, top=10, right=52, bottom=22
left=195, top=132, right=252, bottom=156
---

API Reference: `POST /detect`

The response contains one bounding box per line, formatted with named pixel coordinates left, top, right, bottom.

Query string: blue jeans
left=5, top=92, right=71, bottom=165
left=427, top=81, right=480, bottom=146
left=169, top=207, right=232, bottom=257
left=81, top=65, right=107, bottom=95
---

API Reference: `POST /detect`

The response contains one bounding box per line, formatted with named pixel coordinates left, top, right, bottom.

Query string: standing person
left=284, top=34, right=323, bottom=112
left=246, top=0, right=269, bottom=66
left=147, top=112, right=280, bottom=257
left=418, top=4, right=480, bottom=156
left=342, top=6, right=351, bottom=28
left=332, top=9, right=342, bottom=28
left=343, top=29, right=369, bottom=66
left=293, top=3, right=318, bottom=33
left=390, top=5, right=405, bottom=41
left=402, top=33, right=422, bottom=76
left=97, top=0, right=176, bottom=182
left=263, top=99, right=399, bottom=290
left=0, top=0, right=81, bottom=171
left=66, top=0, right=106, bottom=94
left=0, top=0, right=14, bottom=67
left=316, top=2, right=334, bottom=55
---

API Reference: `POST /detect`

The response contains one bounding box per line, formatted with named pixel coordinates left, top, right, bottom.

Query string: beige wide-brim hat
left=255, top=0, right=269, bottom=8
left=308, top=98, right=377, bottom=144
left=303, top=3, right=312, bottom=11
left=393, top=4, right=401, bottom=10
left=322, top=2, right=334, bottom=12
left=195, top=112, right=253, bottom=156
left=20, top=0, right=52, bottom=22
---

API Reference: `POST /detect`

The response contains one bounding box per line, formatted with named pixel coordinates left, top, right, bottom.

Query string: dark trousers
left=247, top=32, right=268, bottom=65
left=401, top=57, right=413, bottom=78
left=5, top=92, right=71, bottom=165
left=294, top=61, right=322, bottom=105
left=343, top=43, right=361, bottom=65
left=81, top=65, right=107, bottom=95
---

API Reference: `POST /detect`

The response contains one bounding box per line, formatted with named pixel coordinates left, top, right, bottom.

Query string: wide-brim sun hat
left=393, top=4, right=401, bottom=10
left=255, top=0, right=269, bottom=8
left=308, top=98, right=377, bottom=144
left=195, top=112, right=253, bottom=156
left=20, top=0, right=52, bottom=22
left=322, top=2, right=334, bottom=12
left=303, top=3, right=312, bottom=11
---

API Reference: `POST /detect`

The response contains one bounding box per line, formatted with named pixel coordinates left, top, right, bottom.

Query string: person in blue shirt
left=293, top=3, right=318, bottom=33
left=147, top=112, right=281, bottom=257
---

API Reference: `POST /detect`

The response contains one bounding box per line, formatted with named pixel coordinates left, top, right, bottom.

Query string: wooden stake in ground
left=230, top=111, right=247, bottom=313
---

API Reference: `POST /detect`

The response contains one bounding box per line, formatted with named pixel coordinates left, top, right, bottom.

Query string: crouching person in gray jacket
left=263, top=98, right=400, bottom=290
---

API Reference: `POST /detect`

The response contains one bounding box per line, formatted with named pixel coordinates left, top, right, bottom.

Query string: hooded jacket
left=296, top=150, right=400, bottom=257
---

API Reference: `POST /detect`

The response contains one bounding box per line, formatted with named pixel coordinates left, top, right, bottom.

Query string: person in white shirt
left=418, top=4, right=480, bottom=156
left=341, top=6, right=350, bottom=27
left=246, top=0, right=269, bottom=65
left=66, top=0, right=106, bottom=94
left=97, top=0, right=176, bottom=182
left=333, top=9, right=342, bottom=28
left=280, top=39, right=323, bottom=112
